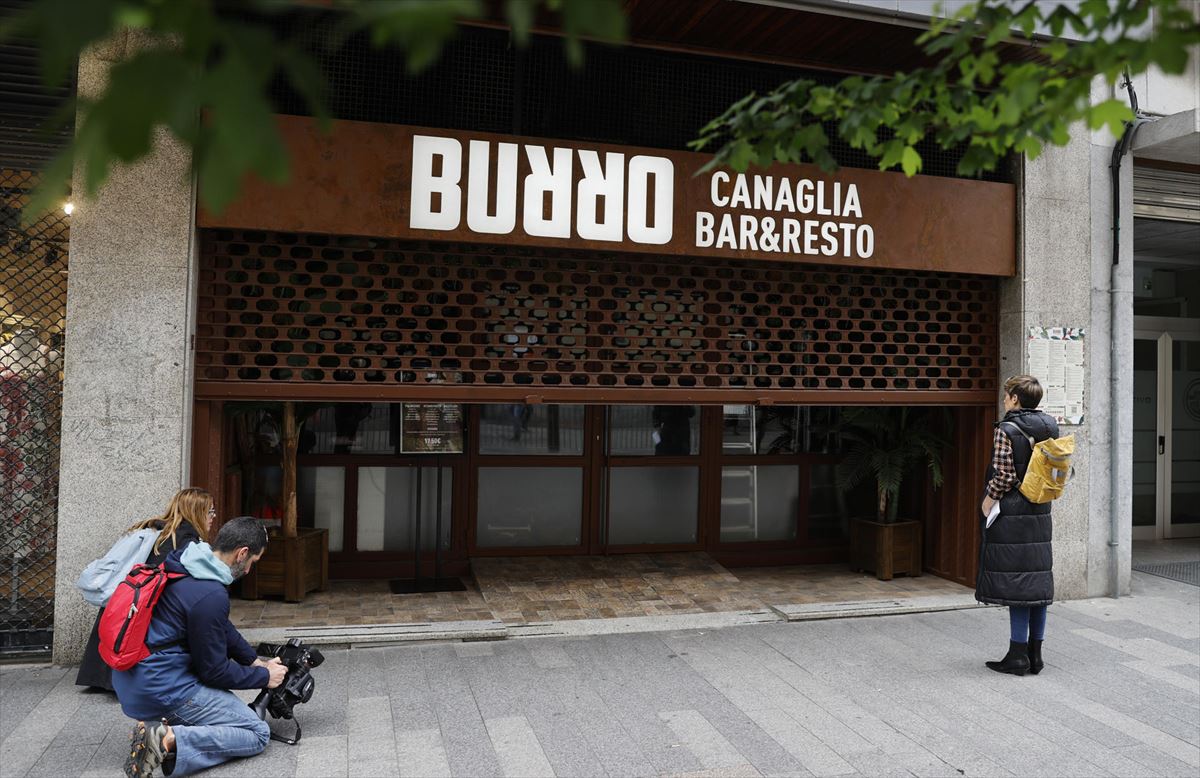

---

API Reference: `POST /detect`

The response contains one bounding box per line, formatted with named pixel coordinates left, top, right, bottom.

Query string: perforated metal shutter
left=1133, top=167, right=1200, bottom=223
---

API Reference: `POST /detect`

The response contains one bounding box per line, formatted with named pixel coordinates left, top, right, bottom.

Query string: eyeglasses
left=207, top=507, right=217, bottom=518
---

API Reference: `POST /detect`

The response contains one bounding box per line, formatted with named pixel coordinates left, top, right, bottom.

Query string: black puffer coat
left=975, top=409, right=1058, bottom=607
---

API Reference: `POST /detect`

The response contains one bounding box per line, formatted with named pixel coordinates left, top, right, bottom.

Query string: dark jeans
left=1009, top=605, right=1048, bottom=643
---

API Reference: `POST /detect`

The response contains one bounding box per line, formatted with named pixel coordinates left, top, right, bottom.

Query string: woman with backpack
left=976, top=375, right=1060, bottom=677
left=75, top=487, right=215, bottom=691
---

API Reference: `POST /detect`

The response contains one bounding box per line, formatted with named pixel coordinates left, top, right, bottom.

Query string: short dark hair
left=214, top=516, right=269, bottom=555
left=1004, top=374, right=1044, bottom=409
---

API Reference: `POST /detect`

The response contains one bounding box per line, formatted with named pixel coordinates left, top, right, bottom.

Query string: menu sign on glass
left=400, top=403, right=464, bottom=453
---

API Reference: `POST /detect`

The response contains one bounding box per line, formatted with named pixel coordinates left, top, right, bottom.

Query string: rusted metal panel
left=194, top=231, right=1000, bottom=401
left=199, top=117, right=1016, bottom=277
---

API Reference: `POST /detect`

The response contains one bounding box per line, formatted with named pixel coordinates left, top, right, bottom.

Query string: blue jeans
left=163, top=685, right=270, bottom=776
left=1010, top=605, right=1048, bottom=643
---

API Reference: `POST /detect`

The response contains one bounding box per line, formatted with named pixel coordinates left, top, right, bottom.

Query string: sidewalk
left=2, top=571, right=1197, bottom=777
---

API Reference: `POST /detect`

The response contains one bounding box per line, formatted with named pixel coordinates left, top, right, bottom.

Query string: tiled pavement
left=3, top=570, right=1197, bottom=777
left=229, top=554, right=971, bottom=629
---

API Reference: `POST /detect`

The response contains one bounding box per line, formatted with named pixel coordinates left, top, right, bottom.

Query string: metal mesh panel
left=0, top=168, right=67, bottom=653
left=264, top=23, right=1011, bottom=184
left=196, top=229, right=999, bottom=398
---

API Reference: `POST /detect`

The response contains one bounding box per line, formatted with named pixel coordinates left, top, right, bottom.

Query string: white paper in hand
left=985, top=502, right=1001, bottom=529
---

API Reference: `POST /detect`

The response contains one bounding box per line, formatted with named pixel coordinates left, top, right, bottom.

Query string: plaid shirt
left=986, top=426, right=1019, bottom=500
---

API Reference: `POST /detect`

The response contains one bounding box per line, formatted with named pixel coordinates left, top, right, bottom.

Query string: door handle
left=1159, top=435, right=1166, bottom=455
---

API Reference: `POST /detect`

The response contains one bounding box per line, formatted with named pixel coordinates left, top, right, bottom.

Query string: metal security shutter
left=1133, top=167, right=1200, bottom=223
left=0, top=0, right=72, bottom=656
left=195, top=230, right=1001, bottom=405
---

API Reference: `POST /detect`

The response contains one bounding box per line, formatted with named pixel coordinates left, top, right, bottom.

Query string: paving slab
left=3, top=571, right=1197, bottom=777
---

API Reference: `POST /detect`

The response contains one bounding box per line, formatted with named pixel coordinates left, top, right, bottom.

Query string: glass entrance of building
left=1132, top=330, right=1200, bottom=540
left=466, top=404, right=869, bottom=560
left=226, top=401, right=880, bottom=576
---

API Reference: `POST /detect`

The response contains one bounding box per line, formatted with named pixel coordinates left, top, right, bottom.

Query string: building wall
left=51, top=34, right=196, bottom=663
left=1002, top=122, right=1130, bottom=601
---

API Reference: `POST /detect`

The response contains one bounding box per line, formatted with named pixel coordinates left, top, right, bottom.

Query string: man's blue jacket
left=112, top=547, right=269, bottom=719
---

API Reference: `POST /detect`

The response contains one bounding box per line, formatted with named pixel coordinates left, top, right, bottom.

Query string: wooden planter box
left=241, top=527, right=329, bottom=602
left=849, top=518, right=923, bottom=581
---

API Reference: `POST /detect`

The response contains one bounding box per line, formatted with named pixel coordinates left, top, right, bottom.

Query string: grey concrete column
left=52, top=34, right=197, bottom=664
left=1008, top=118, right=1134, bottom=602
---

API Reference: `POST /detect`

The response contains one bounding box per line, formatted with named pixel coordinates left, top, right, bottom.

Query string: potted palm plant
left=835, top=407, right=949, bottom=580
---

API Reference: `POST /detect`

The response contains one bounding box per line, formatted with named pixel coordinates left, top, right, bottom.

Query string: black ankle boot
left=1028, top=639, right=1044, bottom=675
left=985, top=640, right=1030, bottom=676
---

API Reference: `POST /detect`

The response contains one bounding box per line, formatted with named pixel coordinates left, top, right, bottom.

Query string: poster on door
left=1027, top=327, right=1085, bottom=425
left=400, top=403, right=464, bottom=453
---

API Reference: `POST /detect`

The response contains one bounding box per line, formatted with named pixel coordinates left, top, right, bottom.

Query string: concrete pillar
left=52, top=34, right=196, bottom=663
left=1006, top=115, right=1133, bottom=602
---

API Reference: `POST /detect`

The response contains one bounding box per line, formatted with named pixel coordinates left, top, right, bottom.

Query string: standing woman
left=976, top=375, right=1057, bottom=676
left=75, top=487, right=215, bottom=691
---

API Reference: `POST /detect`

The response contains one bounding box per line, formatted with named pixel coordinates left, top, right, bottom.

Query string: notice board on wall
left=1027, top=327, right=1085, bottom=425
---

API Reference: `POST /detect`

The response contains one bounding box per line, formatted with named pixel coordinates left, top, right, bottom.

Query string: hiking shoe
left=124, top=719, right=170, bottom=777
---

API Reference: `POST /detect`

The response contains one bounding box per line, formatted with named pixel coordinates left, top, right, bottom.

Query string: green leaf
left=505, top=0, right=536, bottom=46
left=1088, top=98, right=1133, bottom=134
left=900, top=146, right=922, bottom=177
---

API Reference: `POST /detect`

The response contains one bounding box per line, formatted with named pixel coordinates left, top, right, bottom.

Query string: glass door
left=1132, top=337, right=1161, bottom=540
left=602, top=405, right=702, bottom=550
left=1167, top=336, right=1200, bottom=537
left=1133, top=328, right=1200, bottom=539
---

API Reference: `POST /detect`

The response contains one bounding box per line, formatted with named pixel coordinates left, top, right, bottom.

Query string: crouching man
left=113, top=516, right=286, bottom=777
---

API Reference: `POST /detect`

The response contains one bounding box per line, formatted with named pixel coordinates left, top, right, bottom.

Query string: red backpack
left=99, top=564, right=187, bottom=671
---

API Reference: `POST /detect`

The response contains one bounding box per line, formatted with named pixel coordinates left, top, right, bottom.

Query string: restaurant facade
left=2, top=0, right=1192, bottom=661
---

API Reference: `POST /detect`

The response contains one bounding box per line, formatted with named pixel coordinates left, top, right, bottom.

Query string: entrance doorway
left=211, top=400, right=992, bottom=583
left=1132, top=214, right=1200, bottom=541
left=1133, top=324, right=1200, bottom=540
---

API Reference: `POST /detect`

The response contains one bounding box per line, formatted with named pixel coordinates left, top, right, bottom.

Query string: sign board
left=400, top=403, right=464, bottom=454
left=1027, top=327, right=1085, bottom=425
left=201, top=116, right=1017, bottom=277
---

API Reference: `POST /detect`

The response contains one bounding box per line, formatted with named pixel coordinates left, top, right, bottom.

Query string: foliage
left=834, top=407, right=950, bottom=523
left=1, top=0, right=625, bottom=220
left=693, top=0, right=1200, bottom=178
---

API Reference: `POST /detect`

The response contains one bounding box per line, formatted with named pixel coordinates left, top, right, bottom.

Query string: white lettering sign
left=409, top=134, right=873, bottom=260
left=408, top=136, right=674, bottom=245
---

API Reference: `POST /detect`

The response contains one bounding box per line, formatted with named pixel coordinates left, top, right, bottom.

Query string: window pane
left=478, top=405, right=585, bottom=455
left=720, top=465, right=798, bottom=542
left=477, top=467, right=583, bottom=547
left=297, top=466, right=345, bottom=552
left=1132, top=340, right=1158, bottom=527
left=357, top=467, right=452, bottom=551
left=610, top=405, right=699, bottom=456
left=608, top=467, right=698, bottom=544
left=723, top=405, right=842, bottom=455
left=301, top=403, right=396, bottom=454
left=807, top=463, right=873, bottom=541
left=1170, top=340, right=1200, bottom=525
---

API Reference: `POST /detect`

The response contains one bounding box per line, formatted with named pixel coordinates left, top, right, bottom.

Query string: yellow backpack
left=1002, top=422, right=1075, bottom=504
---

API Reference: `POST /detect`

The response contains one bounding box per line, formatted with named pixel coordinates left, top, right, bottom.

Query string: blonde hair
left=128, top=487, right=213, bottom=555
left=1004, top=374, right=1044, bottom=409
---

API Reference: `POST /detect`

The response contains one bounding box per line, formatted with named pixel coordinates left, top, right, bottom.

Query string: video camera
left=249, top=638, right=324, bottom=745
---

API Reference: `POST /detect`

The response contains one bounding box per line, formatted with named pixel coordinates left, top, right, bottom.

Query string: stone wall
left=51, top=35, right=196, bottom=663
left=1006, top=118, right=1133, bottom=602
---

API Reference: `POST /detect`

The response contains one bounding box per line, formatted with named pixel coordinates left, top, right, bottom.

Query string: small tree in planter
left=835, top=407, right=949, bottom=580
left=228, top=401, right=329, bottom=602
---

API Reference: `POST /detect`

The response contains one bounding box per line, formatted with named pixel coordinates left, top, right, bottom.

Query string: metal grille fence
left=196, top=229, right=999, bottom=401
left=0, top=168, right=67, bottom=654
left=263, top=22, right=1012, bottom=184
